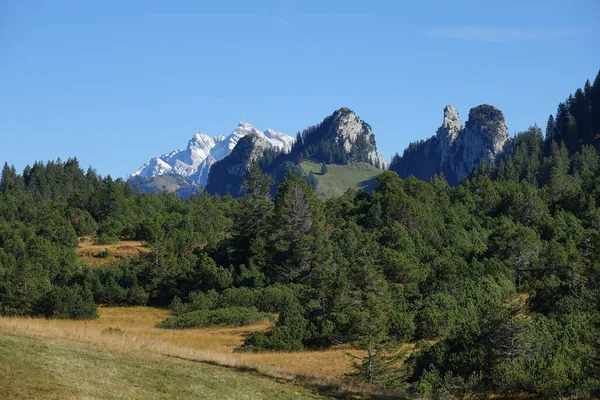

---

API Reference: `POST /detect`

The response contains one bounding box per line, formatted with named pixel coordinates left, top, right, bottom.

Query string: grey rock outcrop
left=436, top=105, right=463, bottom=165
left=452, top=105, right=509, bottom=178
left=390, top=104, right=510, bottom=185
left=328, top=108, right=389, bottom=168
left=205, top=134, right=269, bottom=197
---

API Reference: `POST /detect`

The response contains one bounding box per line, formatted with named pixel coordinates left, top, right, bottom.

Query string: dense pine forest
left=1, top=72, right=600, bottom=399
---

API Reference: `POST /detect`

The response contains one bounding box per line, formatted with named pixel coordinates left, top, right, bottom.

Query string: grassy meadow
left=300, top=161, right=381, bottom=198
left=75, top=237, right=150, bottom=266
left=0, top=307, right=407, bottom=399
left=0, top=332, right=326, bottom=400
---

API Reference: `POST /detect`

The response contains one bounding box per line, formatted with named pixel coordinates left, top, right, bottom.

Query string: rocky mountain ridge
left=327, top=108, right=389, bottom=168
left=204, top=107, right=389, bottom=197
left=131, top=122, right=294, bottom=187
left=390, top=104, right=510, bottom=185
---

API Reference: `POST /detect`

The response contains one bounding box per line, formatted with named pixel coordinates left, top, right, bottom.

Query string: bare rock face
left=328, top=108, right=389, bottom=168
left=436, top=105, right=463, bottom=165
left=450, top=104, right=510, bottom=179
left=225, top=134, right=270, bottom=177
left=205, top=134, right=270, bottom=197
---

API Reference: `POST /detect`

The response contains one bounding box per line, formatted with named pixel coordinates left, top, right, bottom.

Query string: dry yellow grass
left=76, top=237, right=149, bottom=266
left=0, top=307, right=357, bottom=382
left=0, top=307, right=417, bottom=398
left=0, top=333, right=328, bottom=400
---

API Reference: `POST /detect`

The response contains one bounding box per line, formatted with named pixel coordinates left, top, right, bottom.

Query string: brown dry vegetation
left=76, top=237, right=149, bottom=266
left=0, top=332, right=328, bottom=400
left=0, top=307, right=407, bottom=399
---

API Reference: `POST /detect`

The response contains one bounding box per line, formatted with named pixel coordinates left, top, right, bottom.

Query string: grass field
left=76, top=237, right=149, bottom=266
left=0, top=307, right=407, bottom=399
left=0, top=332, right=326, bottom=400
left=300, top=161, right=381, bottom=198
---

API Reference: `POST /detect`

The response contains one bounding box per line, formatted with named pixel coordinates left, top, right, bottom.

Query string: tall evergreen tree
left=268, top=173, right=330, bottom=283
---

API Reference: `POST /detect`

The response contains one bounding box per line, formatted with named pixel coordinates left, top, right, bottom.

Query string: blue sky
left=1, top=0, right=599, bottom=178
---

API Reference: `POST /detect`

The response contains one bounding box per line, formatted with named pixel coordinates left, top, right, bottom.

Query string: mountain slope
left=128, top=173, right=200, bottom=198
left=206, top=107, right=388, bottom=197
left=300, top=161, right=380, bottom=198
left=130, top=122, right=294, bottom=187
left=205, top=133, right=273, bottom=197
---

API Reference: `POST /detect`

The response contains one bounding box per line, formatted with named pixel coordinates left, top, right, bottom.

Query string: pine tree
left=0, top=162, right=22, bottom=192
left=348, top=244, right=397, bottom=386
left=232, top=162, right=274, bottom=269
left=545, top=115, right=556, bottom=142
left=269, top=173, right=329, bottom=283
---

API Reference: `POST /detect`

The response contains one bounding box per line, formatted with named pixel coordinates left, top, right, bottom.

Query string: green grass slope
left=128, top=174, right=200, bottom=198
left=0, top=333, right=326, bottom=400
left=300, top=161, right=381, bottom=198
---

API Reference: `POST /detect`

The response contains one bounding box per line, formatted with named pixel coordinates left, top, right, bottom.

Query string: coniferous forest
left=1, top=72, right=600, bottom=399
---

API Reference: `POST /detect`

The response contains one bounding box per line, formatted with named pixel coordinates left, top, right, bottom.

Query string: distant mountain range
left=129, top=104, right=514, bottom=197
left=130, top=123, right=294, bottom=187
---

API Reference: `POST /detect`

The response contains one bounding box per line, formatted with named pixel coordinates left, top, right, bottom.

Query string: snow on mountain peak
left=131, top=121, right=294, bottom=186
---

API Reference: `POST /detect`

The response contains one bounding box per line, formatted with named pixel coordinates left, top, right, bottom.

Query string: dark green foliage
left=239, top=298, right=308, bottom=351
left=157, top=307, right=270, bottom=329
left=95, top=248, right=111, bottom=258
left=466, top=104, right=504, bottom=131
left=43, top=284, right=98, bottom=319
left=268, top=173, right=330, bottom=283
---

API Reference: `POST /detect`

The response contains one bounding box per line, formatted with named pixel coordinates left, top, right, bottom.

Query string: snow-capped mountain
left=131, top=122, right=294, bottom=187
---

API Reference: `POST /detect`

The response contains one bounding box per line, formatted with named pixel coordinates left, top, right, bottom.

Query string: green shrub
left=170, top=290, right=219, bottom=315
left=69, top=208, right=98, bottom=236
left=157, top=307, right=270, bottom=329
left=95, top=248, right=111, bottom=258
left=43, top=285, right=98, bottom=320
left=219, top=287, right=260, bottom=309
left=257, top=285, right=296, bottom=313
left=235, top=331, right=270, bottom=352
left=237, top=299, right=307, bottom=351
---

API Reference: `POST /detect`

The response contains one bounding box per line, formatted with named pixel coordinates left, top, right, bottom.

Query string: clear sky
left=1, top=0, right=599, bottom=178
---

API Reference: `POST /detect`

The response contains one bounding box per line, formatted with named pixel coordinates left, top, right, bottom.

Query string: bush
left=170, top=290, right=218, bottom=315
left=219, top=287, right=259, bottom=309
left=235, top=331, right=271, bottom=352
left=157, top=307, right=270, bottom=329
left=69, top=208, right=98, bottom=236
left=95, top=248, right=111, bottom=258
left=43, top=285, right=98, bottom=319
left=257, top=285, right=296, bottom=313
left=238, top=299, right=307, bottom=351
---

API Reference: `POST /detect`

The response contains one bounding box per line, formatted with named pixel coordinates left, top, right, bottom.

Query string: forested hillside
left=1, top=73, right=600, bottom=398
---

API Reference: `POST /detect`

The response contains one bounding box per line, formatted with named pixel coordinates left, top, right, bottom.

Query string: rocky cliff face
left=391, top=104, right=510, bottom=185
left=436, top=105, right=463, bottom=165
left=328, top=108, right=389, bottom=168
left=205, top=134, right=269, bottom=197
left=455, top=105, right=510, bottom=177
